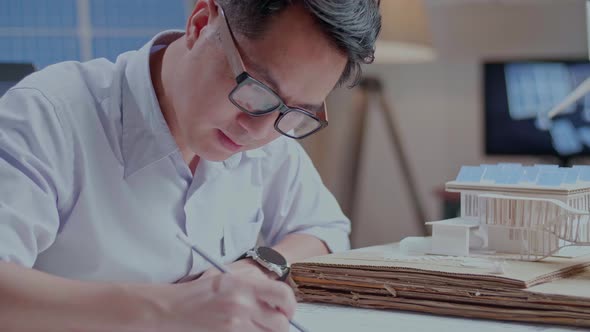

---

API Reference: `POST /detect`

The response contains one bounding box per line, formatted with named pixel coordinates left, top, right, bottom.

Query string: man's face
left=170, top=3, right=347, bottom=162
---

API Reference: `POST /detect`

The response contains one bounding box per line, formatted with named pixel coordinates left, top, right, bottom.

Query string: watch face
left=258, top=247, right=287, bottom=266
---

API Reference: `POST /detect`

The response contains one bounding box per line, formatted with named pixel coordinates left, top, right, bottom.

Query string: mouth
left=217, top=129, right=243, bottom=152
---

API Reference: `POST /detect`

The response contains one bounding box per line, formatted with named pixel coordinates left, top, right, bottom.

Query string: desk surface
left=293, top=302, right=583, bottom=332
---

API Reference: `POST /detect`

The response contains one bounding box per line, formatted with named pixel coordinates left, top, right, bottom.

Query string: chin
left=188, top=131, right=243, bottom=162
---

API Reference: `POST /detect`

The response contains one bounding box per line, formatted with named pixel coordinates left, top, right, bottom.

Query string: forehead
left=232, top=6, right=347, bottom=107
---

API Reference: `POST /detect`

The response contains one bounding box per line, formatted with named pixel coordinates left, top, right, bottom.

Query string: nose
left=236, top=111, right=278, bottom=140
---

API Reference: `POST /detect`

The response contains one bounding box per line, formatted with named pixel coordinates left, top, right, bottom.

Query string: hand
left=162, top=273, right=297, bottom=332
left=200, top=258, right=277, bottom=280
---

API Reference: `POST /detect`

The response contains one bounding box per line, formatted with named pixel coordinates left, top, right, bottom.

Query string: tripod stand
left=348, top=77, right=429, bottom=236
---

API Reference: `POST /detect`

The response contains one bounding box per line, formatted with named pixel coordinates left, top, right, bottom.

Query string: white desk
left=293, top=302, right=583, bottom=332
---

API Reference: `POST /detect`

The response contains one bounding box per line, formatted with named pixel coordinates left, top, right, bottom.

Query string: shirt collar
left=121, top=30, right=267, bottom=178
left=219, top=148, right=268, bottom=170
left=121, top=30, right=184, bottom=178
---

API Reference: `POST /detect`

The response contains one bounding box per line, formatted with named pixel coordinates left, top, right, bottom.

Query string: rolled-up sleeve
left=0, top=88, right=71, bottom=267
left=261, top=141, right=351, bottom=253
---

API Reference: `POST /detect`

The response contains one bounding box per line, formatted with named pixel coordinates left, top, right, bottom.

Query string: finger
left=243, top=319, right=265, bottom=332
left=251, top=299, right=290, bottom=332
left=221, top=314, right=260, bottom=332
left=200, top=269, right=222, bottom=280
left=174, top=273, right=200, bottom=283
left=248, top=278, right=297, bottom=319
left=215, top=274, right=296, bottom=318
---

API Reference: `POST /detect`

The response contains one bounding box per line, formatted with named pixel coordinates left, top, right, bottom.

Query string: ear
left=185, top=0, right=219, bottom=50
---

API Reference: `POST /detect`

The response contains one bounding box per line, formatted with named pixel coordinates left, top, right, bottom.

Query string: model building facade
left=427, top=164, right=590, bottom=260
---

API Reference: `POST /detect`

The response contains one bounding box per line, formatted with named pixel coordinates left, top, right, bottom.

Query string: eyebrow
left=243, top=55, right=324, bottom=113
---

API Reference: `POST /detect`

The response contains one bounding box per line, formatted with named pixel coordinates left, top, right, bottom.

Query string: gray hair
left=216, top=0, right=382, bottom=87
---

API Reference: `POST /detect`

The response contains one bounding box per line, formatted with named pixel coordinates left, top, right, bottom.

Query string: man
left=0, top=0, right=380, bottom=331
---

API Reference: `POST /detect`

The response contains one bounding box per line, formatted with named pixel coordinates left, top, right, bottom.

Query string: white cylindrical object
left=547, top=77, right=590, bottom=119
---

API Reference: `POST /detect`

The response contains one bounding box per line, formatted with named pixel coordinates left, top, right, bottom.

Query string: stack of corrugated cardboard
left=291, top=243, right=590, bottom=327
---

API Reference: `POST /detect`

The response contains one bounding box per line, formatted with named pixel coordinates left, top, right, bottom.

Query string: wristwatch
left=239, top=247, right=291, bottom=281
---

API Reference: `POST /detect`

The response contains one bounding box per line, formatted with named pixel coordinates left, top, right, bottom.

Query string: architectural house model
left=423, top=164, right=590, bottom=261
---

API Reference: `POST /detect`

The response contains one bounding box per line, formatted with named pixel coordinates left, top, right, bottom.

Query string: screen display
left=484, top=61, right=590, bottom=157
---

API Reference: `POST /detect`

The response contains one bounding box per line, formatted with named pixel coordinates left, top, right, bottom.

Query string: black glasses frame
left=229, top=73, right=328, bottom=139
left=216, top=3, right=328, bottom=140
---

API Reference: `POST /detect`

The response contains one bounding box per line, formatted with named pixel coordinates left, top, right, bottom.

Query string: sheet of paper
left=295, top=243, right=590, bottom=287
left=554, top=245, right=590, bottom=258
left=529, top=268, right=590, bottom=298
left=292, top=302, right=583, bottom=332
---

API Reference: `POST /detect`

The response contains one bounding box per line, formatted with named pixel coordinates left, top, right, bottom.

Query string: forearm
left=271, top=233, right=330, bottom=263
left=0, top=262, right=170, bottom=332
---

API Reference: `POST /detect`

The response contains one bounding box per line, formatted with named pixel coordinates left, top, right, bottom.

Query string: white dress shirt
left=0, top=31, right=350, bottom=283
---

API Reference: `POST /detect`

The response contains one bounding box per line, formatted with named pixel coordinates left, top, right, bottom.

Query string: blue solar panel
left=90, top=0, right=186, bottom=29
left=536, top=170, right=567, bottom=187
left=481, top=165, right=500, bottom=182
left=535, top=164, right=559, bottom=171
left=495, top=168, right=523, bottom=185
left=0, top=0, right=77, bottom=28
left=498, top=163, right=522, bottom=167
left=0, top=36, right=79, bottom=69
left=575, top=165, right=590, bottom=182
left=456, top=166, right=484, bottom=183
left=564, top=167, right=581, bottom=184
left=453, top=163, right=590, bottom=186
left=520, top=166, right=540, bottom=183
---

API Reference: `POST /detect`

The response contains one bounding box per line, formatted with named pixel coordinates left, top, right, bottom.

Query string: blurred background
left=0, top=0, right=588, bottom=249
left=0, top=0, right=190, bottom=67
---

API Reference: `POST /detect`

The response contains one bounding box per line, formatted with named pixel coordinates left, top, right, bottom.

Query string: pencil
left=176, top=233, right=309, bottom=332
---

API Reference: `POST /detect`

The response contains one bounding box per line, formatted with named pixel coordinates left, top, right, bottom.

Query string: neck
left=150, top=38, right=199, bottom=170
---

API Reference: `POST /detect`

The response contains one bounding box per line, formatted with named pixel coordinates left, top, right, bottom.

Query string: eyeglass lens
left=231, top=80, right=321, bottom=138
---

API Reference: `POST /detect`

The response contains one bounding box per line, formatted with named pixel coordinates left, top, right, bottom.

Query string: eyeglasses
left=216, top=4, right=328, bottom=139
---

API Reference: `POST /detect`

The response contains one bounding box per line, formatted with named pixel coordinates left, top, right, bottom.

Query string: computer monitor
left=0, top=63, right=35, bottom=97
left=484, top=60, right=590, bottom=165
